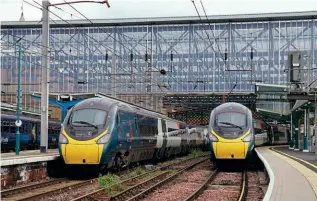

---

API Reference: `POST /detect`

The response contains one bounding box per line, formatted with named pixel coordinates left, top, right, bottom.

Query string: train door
left=31, top=122, right=36, bottom=144
left=161, top=119, right=167, bottom=150
left=156, top=119, right=167, bottom=159
left=35, top=122, right=41, bottom=147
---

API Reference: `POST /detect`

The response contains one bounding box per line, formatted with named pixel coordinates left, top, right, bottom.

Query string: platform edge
left=1, top=155, right=60, bottom=166
left=255, top=147, right=274, bottom=201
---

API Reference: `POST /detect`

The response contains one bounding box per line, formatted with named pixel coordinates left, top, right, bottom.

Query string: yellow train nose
left=215, top=142, right=247, bottom=159
left=63, top=144, right=104, bottom=164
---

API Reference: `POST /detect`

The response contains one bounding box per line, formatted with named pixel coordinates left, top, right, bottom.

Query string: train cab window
left=213, top=112, right=248, bottom=139
left=69, top=109, right=107, bottom=128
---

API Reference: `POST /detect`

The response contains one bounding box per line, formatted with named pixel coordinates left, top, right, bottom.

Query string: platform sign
left=15, top=120, right=22, bottom=127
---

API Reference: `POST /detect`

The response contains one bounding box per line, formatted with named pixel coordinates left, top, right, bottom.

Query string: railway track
left=1, top=154, right=208, bottom=201
left=181, top=170, right=247, bottom=201
left=1, top=178, right=68, bottom=198
left=1, top=178, right=90, bottom=201
left=72, top=156, right=208, bottom=201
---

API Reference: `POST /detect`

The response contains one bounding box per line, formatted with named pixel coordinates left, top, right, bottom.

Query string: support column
left=40, top=0, right=50, bottom=153
left=315, top=102, right=317, bottom=159
left=293, top=111, right=300, bottom=151
left=303, top=109, right=309, bottom=152
left=289, top=112, right=294, bottom=149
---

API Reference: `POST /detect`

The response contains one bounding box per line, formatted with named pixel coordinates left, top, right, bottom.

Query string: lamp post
left=2, top=47, right=43, bottom=155
left=40, top=0, right=110, bottom=153
left=15, top=43, right=22, bottom=155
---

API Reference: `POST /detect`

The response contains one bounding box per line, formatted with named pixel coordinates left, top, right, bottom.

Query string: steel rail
left=71, top=168, right=167, bottom=201
left=71, top=154, right=208, bottom=201
left=125, top=158, right=208, bottom=201
left=109, top=171, right=170, bottom=201
left=181, top=169, right=219, bottom=201
left=1, top=178, right=68, bottom=198
left=16, top=179, right=94, bottom=201
left=237, top=171, right=247, bottom=201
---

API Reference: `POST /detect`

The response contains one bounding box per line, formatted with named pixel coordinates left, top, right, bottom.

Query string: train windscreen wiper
left=218, top=121, right=243, bottom=130
left=72, top=121, right=98, bottom=129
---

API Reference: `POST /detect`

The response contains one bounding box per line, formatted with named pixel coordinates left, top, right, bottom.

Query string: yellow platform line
left=270, top=148, right=317, bottom=197
left=271, top=147, right=317, bottom=170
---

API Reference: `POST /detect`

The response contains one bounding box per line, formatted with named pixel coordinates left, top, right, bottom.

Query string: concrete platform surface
left=273, top=146, right=317, bottom=167
left=256, top=146, right=317, bottom=201
left=1, top=149, right=59, bottom=166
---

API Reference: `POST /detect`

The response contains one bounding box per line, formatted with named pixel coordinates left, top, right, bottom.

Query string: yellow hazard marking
left=270, top=149, right=317, bottom=197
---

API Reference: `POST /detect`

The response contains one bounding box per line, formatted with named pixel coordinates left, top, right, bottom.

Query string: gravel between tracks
left=141, top=160, right=212, bottom=201
left=196, top=189, right=240, bottom=201
left=195, top=171, right=242, bottom=201
left=246, top=171, right=265, bottom=201
left=2, top=180, right=84, bottom=200
left=36, top=156, right=203, bottom=201
left=211, top=172, right=242, bottom=185
left=1, top=177, right=52, bottom=190
left=38, top=180, right=98, bottom=201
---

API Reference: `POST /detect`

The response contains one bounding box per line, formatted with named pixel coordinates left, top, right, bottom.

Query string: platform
left=273, top=146, right=317, bottom=167
left=1, top=149, right=60, bottom=166
left=255, top=146, right=317, bottom=201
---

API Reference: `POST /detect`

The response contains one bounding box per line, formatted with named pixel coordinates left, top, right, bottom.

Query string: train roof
left=72, top=97, right=187, bottom=125
left=1, top=113, right=60, bottom=125
left=212, top=102, right=250, bottom=114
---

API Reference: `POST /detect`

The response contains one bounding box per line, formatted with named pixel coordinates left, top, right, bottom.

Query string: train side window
left=10, top=122, right=16, bottom=133
left=152, top=119, right=158, bottom=136
left=161, top=120, right=167, bottom=133
left=21, top=121, right=29, bottom=134
left=137, top=115, right=154, bottom=137
left=137, top=115, right=146, bottom=136
left=1, top=121, right=10, bottom=133
left=118, top=111, right=135, bottom=138
left=31, top=123, right=36, bottom=140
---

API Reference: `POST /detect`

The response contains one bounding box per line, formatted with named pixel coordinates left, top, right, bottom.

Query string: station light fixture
left=105, top=51, right=108, bottom=61
left=145, top=52, right=148, bottom=61
left=160, top=69, right=167, bottom=75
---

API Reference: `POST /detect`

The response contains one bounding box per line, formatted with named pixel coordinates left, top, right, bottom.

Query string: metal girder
left=280, top=26, right=309, bottom=52
left=286, top=93, right=317, bottom=100
left=1, top=15, right=316, bottom=99
left=274, top=28, right=299, bottom=51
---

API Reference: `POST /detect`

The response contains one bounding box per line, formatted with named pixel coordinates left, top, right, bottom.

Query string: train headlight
left=209, top=134, right=219, bottom=142
left=242, top=133, right=253, bottom=142
left=96, top=134, right=110, bottom=144
left=59, top=133, right=68, bottom=144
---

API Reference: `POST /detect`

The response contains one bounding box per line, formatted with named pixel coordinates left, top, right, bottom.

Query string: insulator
left=171, top=52, right=173, bottom=61
left=105, top=52, right=108, bottom=61
left=225, top=52, right=228, bottom=61
left=145, top=53, right=148, bottom=61
left=130, top=53, right=133, bottom=61
left=251, top=49, right=254, bottom=60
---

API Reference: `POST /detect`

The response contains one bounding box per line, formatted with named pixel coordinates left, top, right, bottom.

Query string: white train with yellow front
left=208, top=102, right=255, bottom=161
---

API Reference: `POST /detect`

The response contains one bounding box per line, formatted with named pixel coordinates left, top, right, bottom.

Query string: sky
left=0, top=0, right=316, bottom=22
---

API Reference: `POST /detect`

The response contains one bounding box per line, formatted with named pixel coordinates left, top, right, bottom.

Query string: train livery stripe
left=211, top=128, right=251, bottom=143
